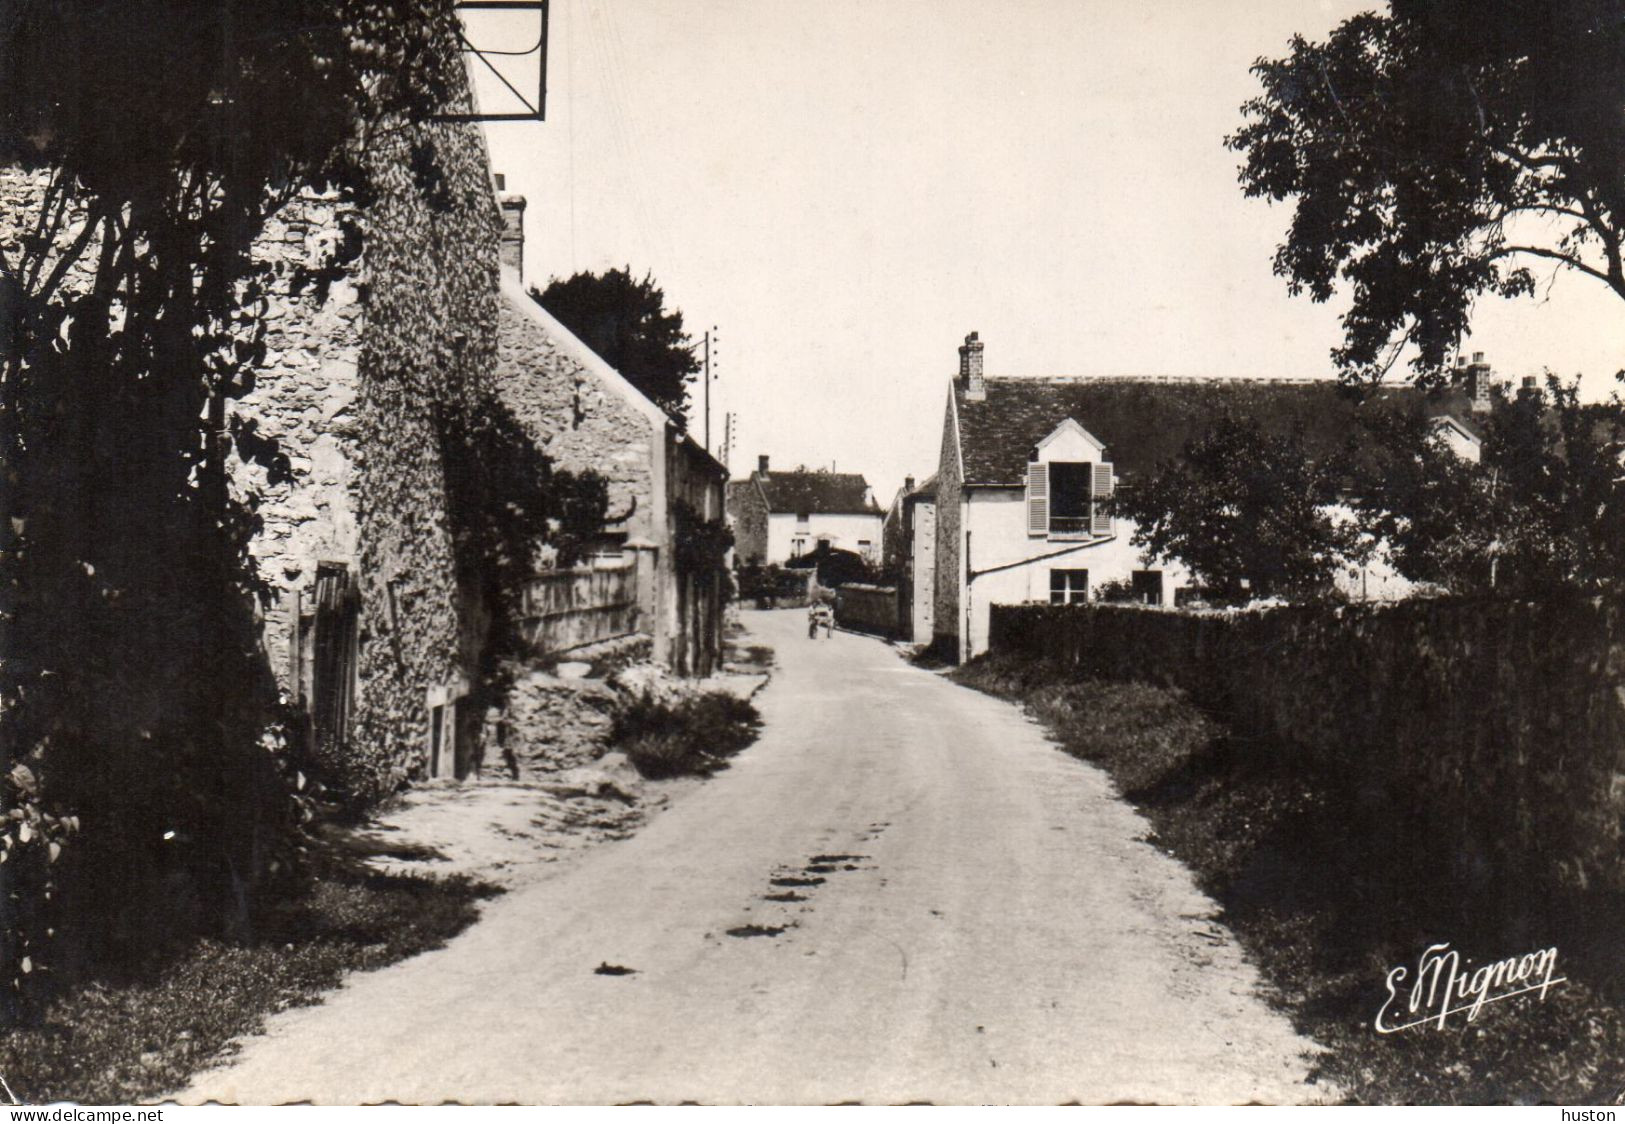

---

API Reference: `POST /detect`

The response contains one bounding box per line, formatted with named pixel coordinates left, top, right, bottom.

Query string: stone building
left=490, top=209, right=729, bottom=678
left=4, top=29, right=732, bottom=805
left=1, top=61, right=523, bottom=798
left=223, top=61, right=519, bottom=794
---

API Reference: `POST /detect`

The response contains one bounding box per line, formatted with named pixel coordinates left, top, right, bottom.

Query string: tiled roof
left=953, top=377, right=1480, bottom=485
left=909, top=472, right=939, bottom=500
left=757, top=470, right=880, bottom=515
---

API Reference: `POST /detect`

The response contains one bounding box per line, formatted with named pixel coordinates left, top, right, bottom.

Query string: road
left=180, top=610, right=1329, bottom=1105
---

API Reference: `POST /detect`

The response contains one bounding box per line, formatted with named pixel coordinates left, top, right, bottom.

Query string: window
left=428, top=703, right=448, bottom=778
left=1132, top=569, right=1164, bottom=606
left=1049, top=462, right=1093, bottom=536
left=1050, top=568, right=1089, bottom=604
left=791, top=535, right=807, bottom=557
left=1028, top=458, right=1113, bottom=538
left=796, top=511, right=810, bottom=526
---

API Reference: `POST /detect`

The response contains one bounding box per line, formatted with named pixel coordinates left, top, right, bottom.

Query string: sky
left=465, top=0, right=1625, bottom=501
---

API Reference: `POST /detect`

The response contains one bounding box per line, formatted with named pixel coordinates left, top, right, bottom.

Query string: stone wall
left=835, top=583, right=899, bottom=638
left=932, top=392, right=964, bottom=656
left=667, top=434, right=729, bottom=676
left=988, top=597, right=1625, bottom=899
left=228, top=43, right=517, bottom=799
left=230, top=197, right=366, bottom=687
left=493, top=669, right=618, bottom=778
left=493, top=293, right=658, bottom=549
left=342, top=73, right=508, bottom=798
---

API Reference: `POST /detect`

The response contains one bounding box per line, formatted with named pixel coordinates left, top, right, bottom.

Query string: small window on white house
left=796, top=511, right=810, bottom=526
left=1050, top=568, right=1089, bottom=604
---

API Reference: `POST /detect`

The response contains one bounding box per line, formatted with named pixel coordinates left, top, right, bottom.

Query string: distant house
left=493, top=208, right=729, bottom=677
left=727, top=457, right=884, bottom=566
left=930, top=332, right=1490, bottom=661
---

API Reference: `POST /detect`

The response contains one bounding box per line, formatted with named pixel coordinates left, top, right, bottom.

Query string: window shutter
left=1091, top=461, right=1113, bottom=535
left=1027, top=461, right=1049, bottom=537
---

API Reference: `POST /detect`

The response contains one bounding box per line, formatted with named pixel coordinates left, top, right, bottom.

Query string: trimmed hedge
left=988, top=596, right=1625, bottom=905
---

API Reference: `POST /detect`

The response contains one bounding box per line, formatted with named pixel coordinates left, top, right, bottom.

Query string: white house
left=727, top=456, right=884, bottom=566
left=928, top=332, right=1489, bottom=661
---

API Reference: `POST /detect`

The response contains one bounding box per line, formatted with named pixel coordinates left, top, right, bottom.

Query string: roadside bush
left=736, top=564, right=810, bottom=607
left=610, top=690, right=762, bottom=779
left=1094, top=577, right=1137, bottom=603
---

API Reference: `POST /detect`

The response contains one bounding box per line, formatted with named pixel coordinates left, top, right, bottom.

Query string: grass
left=0, top=860, right=499, bottom=1105
left=722, top=634, right=775, bottom=673
left=952, top=652, right=1625, bottom=1106
left=610, top=690, right=764, bottom=780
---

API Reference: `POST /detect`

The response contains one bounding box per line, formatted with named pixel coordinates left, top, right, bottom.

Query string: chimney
left=959, top=331, right=985, bottom=402
left=757, top=454, right=770, bottom=476
left=497, top=188, right=526, bottom=279
left=905, top=475, right=916, bottom=494
left=1466, top=351, right=1493, bottom=413
left=1519, top=374, right=1540, bottom=399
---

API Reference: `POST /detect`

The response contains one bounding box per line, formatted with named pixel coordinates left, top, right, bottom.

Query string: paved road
left=181, top=611, right=1329, bottom=1105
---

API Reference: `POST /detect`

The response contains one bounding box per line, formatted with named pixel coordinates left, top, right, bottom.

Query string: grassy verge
left=953, top=652, right=1625, bottom=1106
left=0, top=860, right=499, bottom=1105
left=610, top=690, right=763, bottom=779
left=723, top=630, right=775, bottom=673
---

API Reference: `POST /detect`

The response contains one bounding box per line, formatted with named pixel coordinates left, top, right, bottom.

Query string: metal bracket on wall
left=442, top=0, right=549, bottom=123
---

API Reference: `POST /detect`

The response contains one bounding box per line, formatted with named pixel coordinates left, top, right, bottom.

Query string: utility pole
left=701, top=325, right=720, bottom=455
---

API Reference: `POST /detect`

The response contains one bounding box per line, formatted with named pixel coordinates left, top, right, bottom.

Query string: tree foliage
left=1229, top=0, right=1625, bottom=383
left=783, top=542, right=877, bottom=590
left=0, top=0, right=497, bottom=1016
left=1115, top=416, right=1361, bottom=601
left=532, top=267, right=699, bottom=423
left=1352, top=380, right=1625, bottom=593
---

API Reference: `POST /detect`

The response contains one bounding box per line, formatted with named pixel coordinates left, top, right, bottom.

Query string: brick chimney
left=497, top=186, right=526, bottom=279
left=904, top=475, right=915, bottom=493
left=1465, top=351, right=1493, bottom=412
left=959, top=331, right=985, bottom=402
left=757, top=454, right=770, bottom=476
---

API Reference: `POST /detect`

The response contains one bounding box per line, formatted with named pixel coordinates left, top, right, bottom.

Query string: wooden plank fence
left=518, top=562, right=640, bottom=655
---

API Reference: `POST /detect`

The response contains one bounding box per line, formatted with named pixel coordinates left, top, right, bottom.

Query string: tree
left=1115, top=416, right=1360, bottom=602
left=783, top=541, right=875, bottom=589
left=533, top=267, right=699, bottom=422
left=1352, top=379, right=1625, bottom=593
left=0, top=0, right=549, bottom=1014
left=1229, top=1, right=1625, bottom=384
